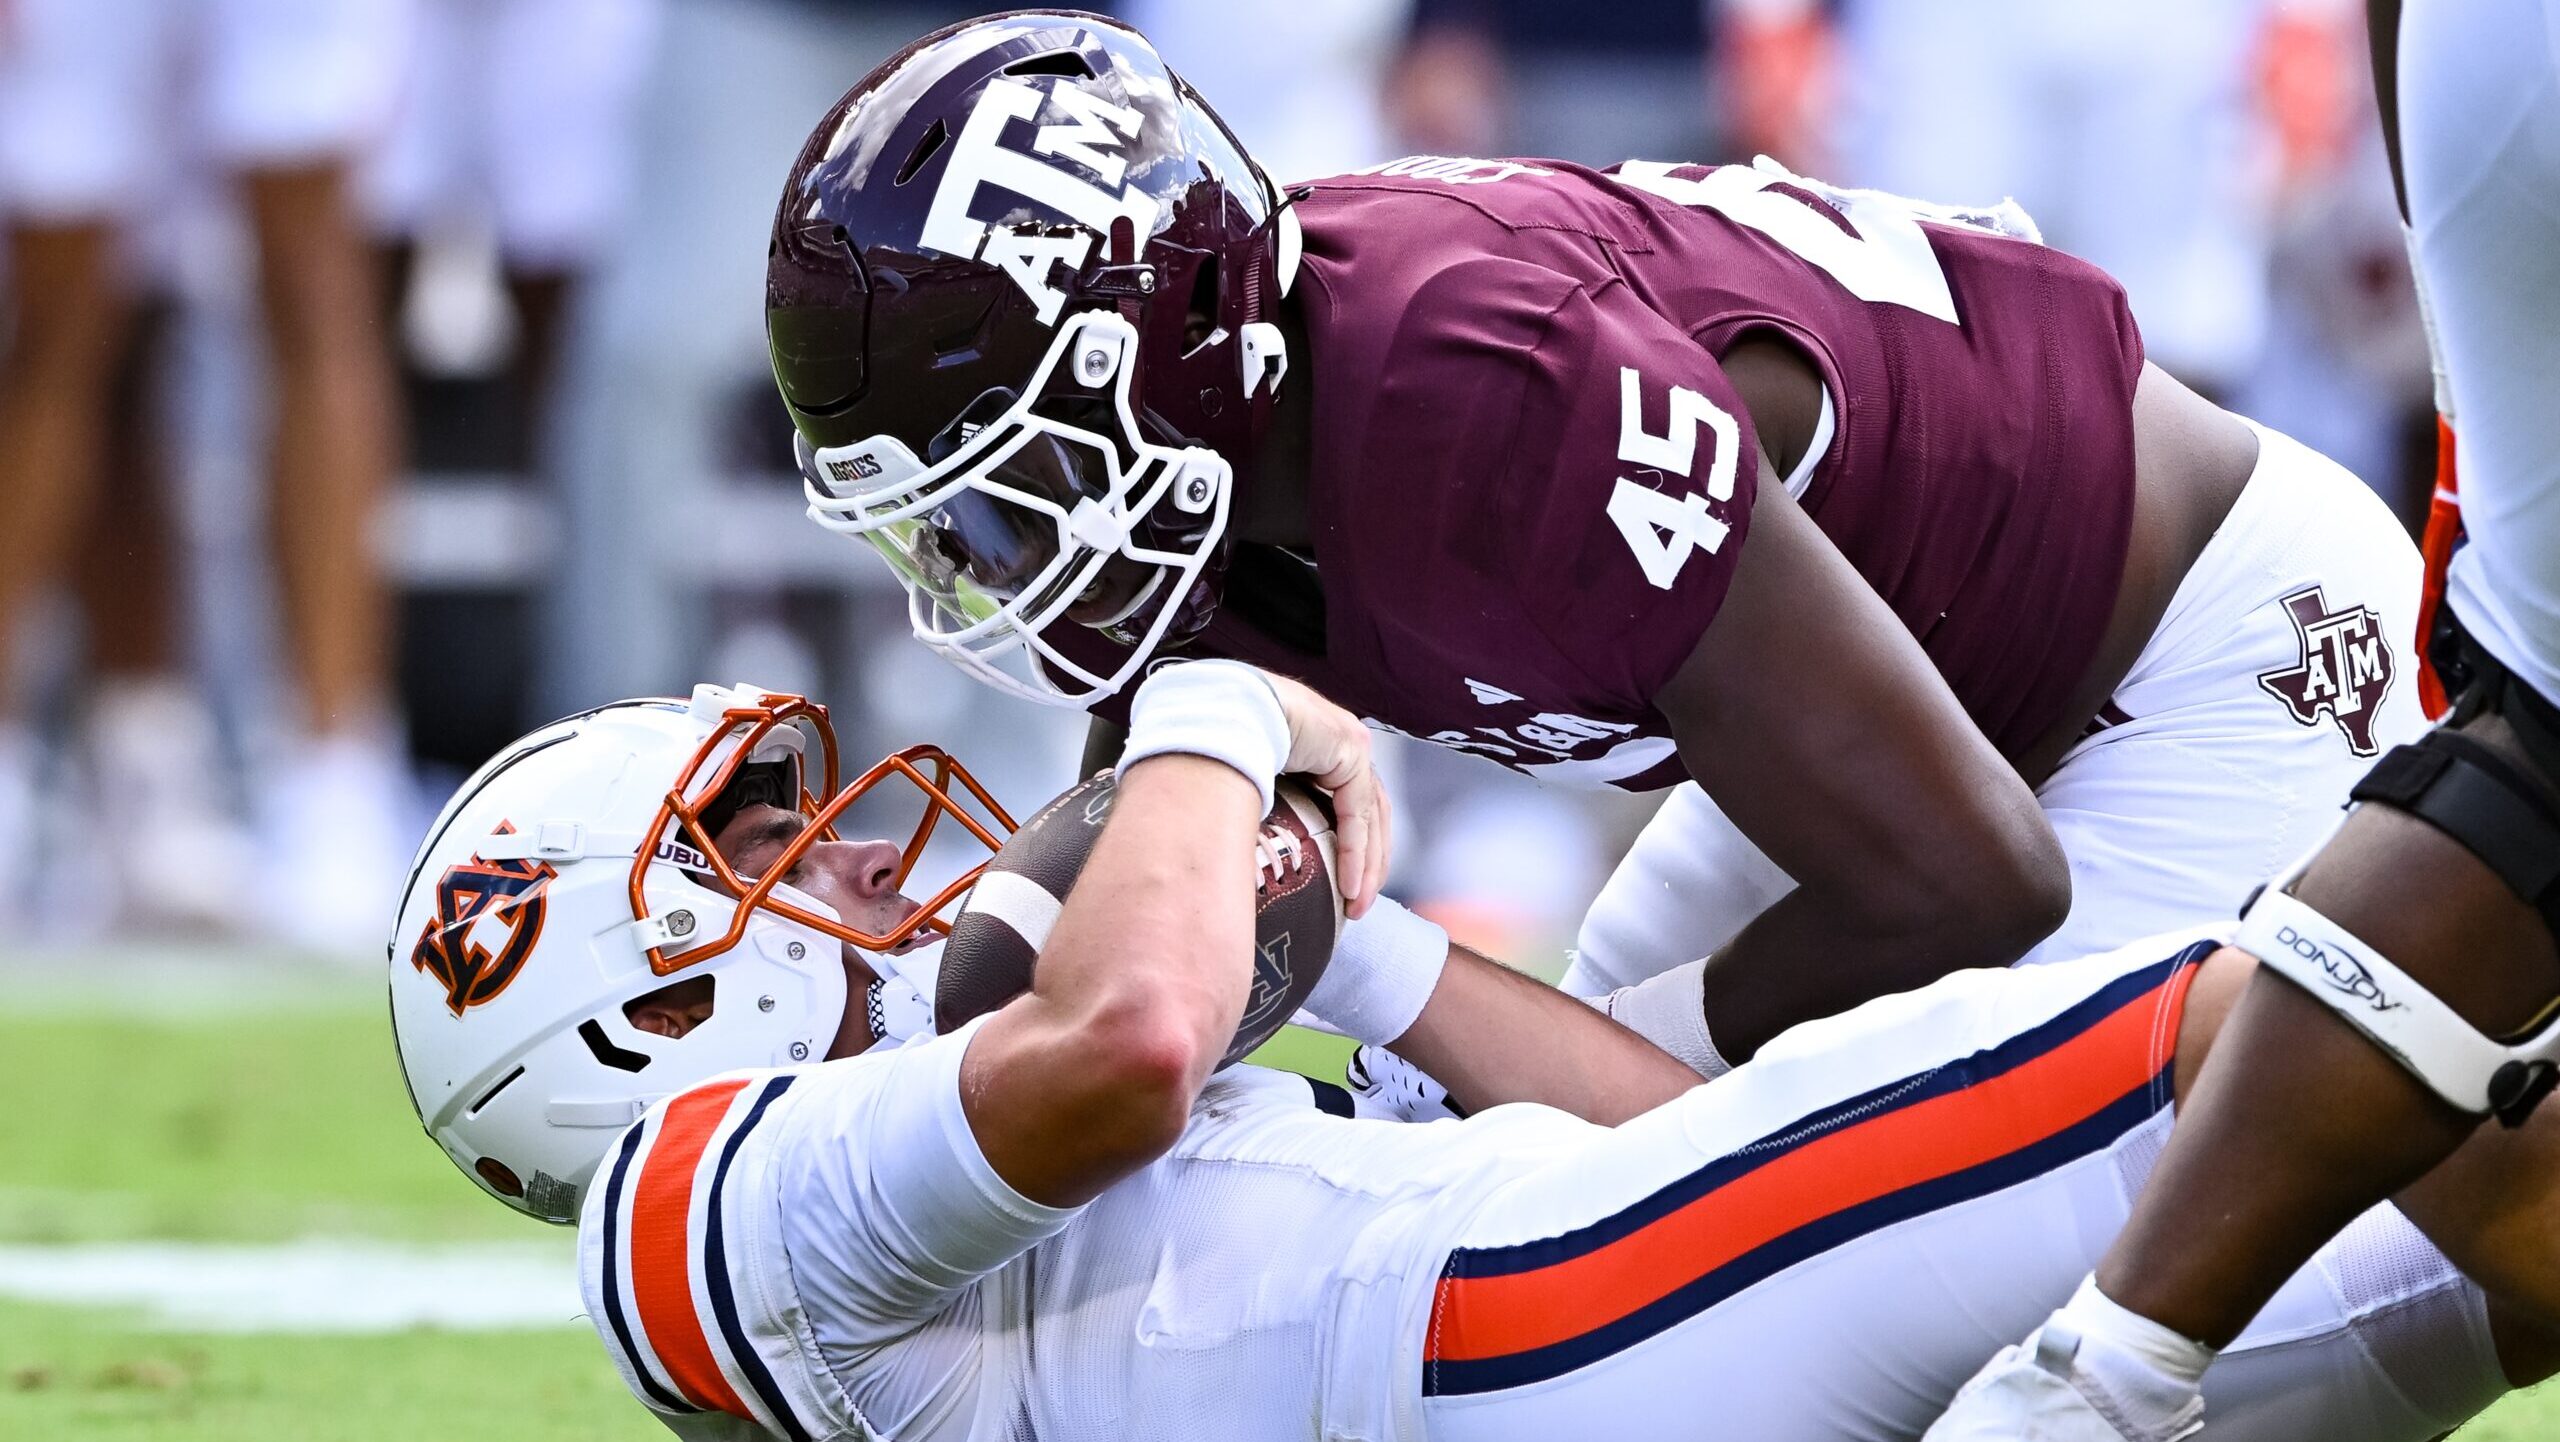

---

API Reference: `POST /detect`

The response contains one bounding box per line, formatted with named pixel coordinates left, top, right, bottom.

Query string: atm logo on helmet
left=919, top=76, right=1157, bottom=325
left=412, top=823, right=560, bottom=1016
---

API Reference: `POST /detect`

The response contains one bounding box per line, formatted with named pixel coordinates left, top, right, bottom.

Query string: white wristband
left=1305, top=894, right=1449, bottom=1047
left=1592, top=958, right=1732, bottom=1080
left=1116, top=661, right=1288, bottom=814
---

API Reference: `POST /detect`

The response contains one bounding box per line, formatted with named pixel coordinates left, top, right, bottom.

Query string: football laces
left=1252, top=824, right=1305, bottom=892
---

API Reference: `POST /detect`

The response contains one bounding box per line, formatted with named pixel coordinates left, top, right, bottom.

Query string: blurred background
left=0, top=4, right=2522, bottom=1438
left=0, top=0, right=2435, bottom=968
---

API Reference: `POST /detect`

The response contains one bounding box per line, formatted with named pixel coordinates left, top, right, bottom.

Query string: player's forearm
left=1039, top=755, right=1258, bottom=1081
left=1697, top=881, right=2045, bottom=1064
left=1654, top=471, right=2070, bottom=1063
left=1392, top=946, right=1700, bottom=1125
left=963, top=755, right=1259, bottom=1205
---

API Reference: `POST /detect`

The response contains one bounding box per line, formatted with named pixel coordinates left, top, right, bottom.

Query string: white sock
left=1584, top=959, right=1732, bottom=1080
left=2046, top=1276, right=2213, bottom=1442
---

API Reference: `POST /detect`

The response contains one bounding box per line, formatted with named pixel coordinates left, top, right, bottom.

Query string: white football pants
left=2402, top=0, right=2560, bottom=707
left=1565, top=421, right=2425, bottom=995
left=1424, top=932, right=2505, bottom=1442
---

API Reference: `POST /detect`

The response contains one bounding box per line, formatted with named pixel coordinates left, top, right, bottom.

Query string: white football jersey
left=576, top=1014, right=1597, bottom=1442
left=577, top=934, right=2512, bottom=1442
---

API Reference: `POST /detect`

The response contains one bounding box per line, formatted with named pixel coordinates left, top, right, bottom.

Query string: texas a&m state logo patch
left=2257, top=586, right=2397, bottom=756
left=411, top=823, right=558, bottom=1016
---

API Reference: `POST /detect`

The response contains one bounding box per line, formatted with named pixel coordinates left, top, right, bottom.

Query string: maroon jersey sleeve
left=1492, top=275, right=1762, bottom=712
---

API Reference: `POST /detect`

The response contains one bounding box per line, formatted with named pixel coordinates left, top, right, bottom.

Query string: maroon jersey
left=1100, top=157, right=2146, bottom=790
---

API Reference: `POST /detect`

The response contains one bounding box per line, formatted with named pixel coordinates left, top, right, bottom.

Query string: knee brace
left=2239, top=620, right=2560, bottom=1125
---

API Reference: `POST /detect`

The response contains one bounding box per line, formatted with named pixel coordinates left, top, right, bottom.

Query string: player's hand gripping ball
left=937, top=772, right=1343, bottom=1067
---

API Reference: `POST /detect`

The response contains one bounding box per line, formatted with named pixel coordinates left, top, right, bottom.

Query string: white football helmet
left=387, top=683, right=1013, bottom=1222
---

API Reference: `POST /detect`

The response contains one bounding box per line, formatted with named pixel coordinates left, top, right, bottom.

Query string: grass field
left=0, top=954, right=2551, bottom=1440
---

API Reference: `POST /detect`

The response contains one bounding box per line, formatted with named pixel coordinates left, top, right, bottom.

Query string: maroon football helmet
left=767, top=11, right=1299, bottom=704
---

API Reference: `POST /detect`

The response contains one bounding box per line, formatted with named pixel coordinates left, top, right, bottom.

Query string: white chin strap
left=2237, top=854, right=2560, bottom=1123
left=865, top=935, right=943, bottom=1046
left=867, top=973, right=936, bottom=1046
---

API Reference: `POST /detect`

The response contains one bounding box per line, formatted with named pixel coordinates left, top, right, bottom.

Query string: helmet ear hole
left=627, top=968, right=727, bottom=1039
left=623, top=973, right=720, bottom=1042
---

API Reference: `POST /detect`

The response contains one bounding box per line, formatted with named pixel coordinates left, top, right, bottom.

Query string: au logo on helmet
left=411, top=823, right=559, bottom=1016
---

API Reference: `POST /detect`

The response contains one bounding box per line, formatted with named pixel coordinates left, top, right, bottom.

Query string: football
left=937, top=771, right=1342, bottom=1067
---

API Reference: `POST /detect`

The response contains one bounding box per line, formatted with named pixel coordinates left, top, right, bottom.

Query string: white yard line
left=0, top=946, right=378, bottom=1017
left=0, top=1239, right=585, bottom=1332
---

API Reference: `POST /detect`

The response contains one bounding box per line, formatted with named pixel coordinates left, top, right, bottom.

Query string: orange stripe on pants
left=1429, top=968, right=2191, bottom=1364
left=629, top=1078, right=755, bottom=1419
left=2416, top=416, right=2462, bottom=719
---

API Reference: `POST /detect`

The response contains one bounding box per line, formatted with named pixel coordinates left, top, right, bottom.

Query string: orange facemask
left=626, top=690, right=1016, bottom=975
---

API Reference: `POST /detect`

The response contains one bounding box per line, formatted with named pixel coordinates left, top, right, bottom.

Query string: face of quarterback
left=623, top=802, right=925, bottom=1057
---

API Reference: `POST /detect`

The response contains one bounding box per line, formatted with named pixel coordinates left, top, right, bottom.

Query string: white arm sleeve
left=786, top=1015, right=1083, bottom=1346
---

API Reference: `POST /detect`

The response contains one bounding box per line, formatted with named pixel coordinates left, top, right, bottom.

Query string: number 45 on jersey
left=1608, top=365, right=1738, bottom=590
left=1602, top=159, right=1979, bottom=589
